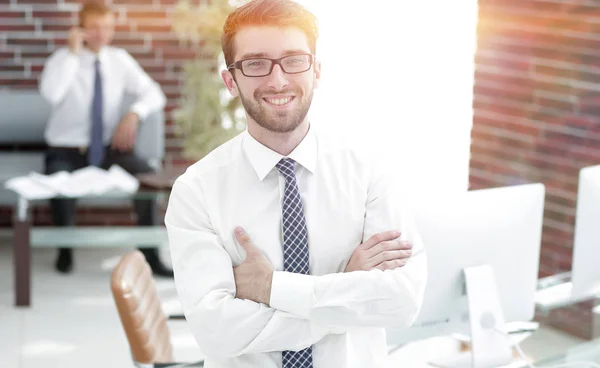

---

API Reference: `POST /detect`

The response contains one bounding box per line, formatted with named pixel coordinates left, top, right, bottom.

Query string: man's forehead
left=234, top=26, right=310, bottom=59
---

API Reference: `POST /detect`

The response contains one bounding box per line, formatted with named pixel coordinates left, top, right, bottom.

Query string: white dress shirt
left=39, top=46, right=166, bottom=147
left=165, top=127, right=428, bottom=368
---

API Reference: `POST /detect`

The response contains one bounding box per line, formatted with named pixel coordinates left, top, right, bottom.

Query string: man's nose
left=266, top=64, right=289, bottom=90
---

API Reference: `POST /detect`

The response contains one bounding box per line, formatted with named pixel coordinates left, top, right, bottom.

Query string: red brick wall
left=473, top=0, right=600, bottom=339
left=0, top=0, right=195, bottom=226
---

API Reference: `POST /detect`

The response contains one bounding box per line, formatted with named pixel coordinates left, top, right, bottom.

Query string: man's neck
left=85, top=45, right=103, bottom=54
left=248, top=121, right=310, bottom=156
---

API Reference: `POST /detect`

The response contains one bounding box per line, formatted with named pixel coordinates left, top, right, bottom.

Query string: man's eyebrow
left=239, top=50, right=310, bottom=59
left=281, top=49, right=310, bottom=56
left=239, top=52, right=269, bottom=59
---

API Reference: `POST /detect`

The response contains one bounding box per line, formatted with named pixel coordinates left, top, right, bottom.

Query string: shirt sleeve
left=119, top=49, right=166, bottom=121
left=269, top=159, right=428, bottom=329
left=165, top=177, right=344, bottom=360
left=39, top=48, right=80, bottom=106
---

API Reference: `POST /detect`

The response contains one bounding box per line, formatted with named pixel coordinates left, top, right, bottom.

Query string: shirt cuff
left=130, top=103, right=149, bottom=121
left=269, top=271, right=314, bottom=319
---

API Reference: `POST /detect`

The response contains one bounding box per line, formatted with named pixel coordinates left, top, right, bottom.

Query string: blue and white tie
left=88, top=59, right=104, bottom=167
left=276, top=158, right=313, bottom=368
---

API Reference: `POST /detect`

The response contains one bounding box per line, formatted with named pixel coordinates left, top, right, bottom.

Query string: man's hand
left=68, top=27, right=86, bottom=55
left=233, top=227, right=274, bottom=305
left=344, top=230, right=412, bottom=272
left=112, top=112, right=140, bottom=152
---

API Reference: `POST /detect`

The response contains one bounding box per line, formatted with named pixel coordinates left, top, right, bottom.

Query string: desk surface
left=536, top=338, right=600, bottom=366
left=137, top=168, right=185, bottom=190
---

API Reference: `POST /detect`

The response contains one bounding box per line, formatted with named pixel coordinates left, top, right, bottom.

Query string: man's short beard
left=239, top=87, right=314, bottom=133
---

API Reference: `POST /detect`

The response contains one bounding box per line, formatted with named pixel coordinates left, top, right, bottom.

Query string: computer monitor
left=571, top=164, right=600, bottom=298
left=387, top=183, right=545, bottom=368
left=535, top=165, right=600, bottom=310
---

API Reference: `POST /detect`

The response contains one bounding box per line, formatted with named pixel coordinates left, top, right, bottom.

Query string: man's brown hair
left=79, top=1, right=112, bottom=27
left=222, top=0, right=318, bottom=67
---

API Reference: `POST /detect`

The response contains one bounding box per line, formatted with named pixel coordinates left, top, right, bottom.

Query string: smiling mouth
left=263, top=96, right=295, bottom=106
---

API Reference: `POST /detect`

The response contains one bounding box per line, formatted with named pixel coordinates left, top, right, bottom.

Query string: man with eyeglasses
left=165, top=0, right=427, bottom=367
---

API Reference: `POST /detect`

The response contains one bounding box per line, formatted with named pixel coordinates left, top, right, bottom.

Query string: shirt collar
left=81, top=47, right=107, bottom=64
left=242, top=127, right=318, bottom=181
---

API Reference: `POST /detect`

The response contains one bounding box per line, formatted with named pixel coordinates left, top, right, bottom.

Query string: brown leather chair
left=110, top=250, right=203, bottom=367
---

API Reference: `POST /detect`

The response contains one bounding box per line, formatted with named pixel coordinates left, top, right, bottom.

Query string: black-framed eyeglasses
left=227, top=53, right=314, bottom=77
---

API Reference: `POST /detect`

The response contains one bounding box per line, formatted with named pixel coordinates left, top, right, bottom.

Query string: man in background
left=39, top=1, right=172, bottom=277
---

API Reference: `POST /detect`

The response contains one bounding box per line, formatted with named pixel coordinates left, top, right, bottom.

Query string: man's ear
left=313, top=59, right=322, bottom=89
left=221, top=69, right=239, bottom=97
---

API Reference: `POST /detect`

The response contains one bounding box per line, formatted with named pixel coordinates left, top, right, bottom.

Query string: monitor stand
left=430, top=265, right=516, bottom=368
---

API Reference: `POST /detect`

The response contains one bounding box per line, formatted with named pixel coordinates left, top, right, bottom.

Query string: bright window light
left=299, top=1, right=477, bottom=199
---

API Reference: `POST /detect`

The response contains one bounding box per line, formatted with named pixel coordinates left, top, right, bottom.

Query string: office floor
left=0, top=234, right=586, bottom=368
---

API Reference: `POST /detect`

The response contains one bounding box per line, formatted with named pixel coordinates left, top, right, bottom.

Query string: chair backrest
left=110, top=250, right=174, bottom=364
left=0, top=90, right=50, bottom=144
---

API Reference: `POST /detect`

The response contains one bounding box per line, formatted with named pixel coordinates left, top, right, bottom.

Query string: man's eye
left=286, top=58, right=304, bottom=65
left=247, top=60, right=267, bottom=68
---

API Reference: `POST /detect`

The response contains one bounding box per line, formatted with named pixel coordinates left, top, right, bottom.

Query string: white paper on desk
left=4, top=165, right=140, bottom=199
left=29, top=171, right=70, bottom=191
left=62, top=165, right=139, bottom=196
left=4, top=176, right=57, bottom=200
left=68, top=166, right=115, bottom=196
left=29, top=171, right=81, bottom=196
left=107, top=165, right=139, bottom=193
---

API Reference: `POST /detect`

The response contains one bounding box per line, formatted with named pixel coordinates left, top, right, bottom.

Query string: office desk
left=536, top=338, right=600, bottom=367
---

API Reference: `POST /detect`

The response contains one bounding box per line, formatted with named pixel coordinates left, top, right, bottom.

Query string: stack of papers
left=4, top=165, right=139, bottom=200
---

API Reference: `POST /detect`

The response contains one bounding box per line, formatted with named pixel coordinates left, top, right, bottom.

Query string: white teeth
left=265, top=97, right=292, bottom=106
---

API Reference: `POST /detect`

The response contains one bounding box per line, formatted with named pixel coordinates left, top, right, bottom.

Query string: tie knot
left=276, top=158, right=296, bottom=180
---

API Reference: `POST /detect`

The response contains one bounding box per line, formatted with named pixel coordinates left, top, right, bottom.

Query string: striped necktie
left=88, top=59, right=105, bottom=166
left=276, top=158, right=313, bottom=368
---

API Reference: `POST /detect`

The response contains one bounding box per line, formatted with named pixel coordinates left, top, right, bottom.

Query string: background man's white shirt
left=39, top=46, right=166, bottom=147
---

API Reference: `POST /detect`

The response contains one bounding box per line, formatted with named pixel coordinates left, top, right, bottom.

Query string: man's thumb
left=234, top=226, right=254, bottom=254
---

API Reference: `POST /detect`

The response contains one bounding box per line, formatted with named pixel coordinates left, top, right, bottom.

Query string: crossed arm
left=165, top=172, right=427, bottom=359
